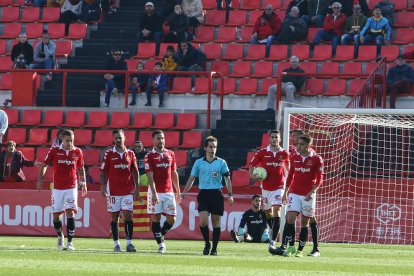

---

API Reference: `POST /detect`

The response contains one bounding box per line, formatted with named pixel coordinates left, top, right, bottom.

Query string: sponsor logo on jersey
left=250, top=219, right=263, bottom=225
left=58, top=159, right=76, bottom=165
left=156, top=163, right=171, bottom=168
left=114, top=164, right=129, bottom=169
left=57, top=153, right=64, bottom=156
left=295, top=167, right=311, bottom=172
left=111, top=158, right=118, bottom=160
left=266, top=162, right=283, bottom=167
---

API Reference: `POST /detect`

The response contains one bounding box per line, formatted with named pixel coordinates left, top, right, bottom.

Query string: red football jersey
left=289, top=145, right=298, bottom=156
left=44, top=146, right=84, bottom=190
left=101, top=147, right=138, bottom=196
left=286, top=150, right=323, bottom=196
left=250, top=146, right=289, bottom=191
left=144, top=148, right=176, bottom=193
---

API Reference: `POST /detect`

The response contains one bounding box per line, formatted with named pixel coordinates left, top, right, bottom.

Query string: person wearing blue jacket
left=386, top=55, right=414, bottom=108
left=176, top=41, right=206, bottom=90
left=355, top=7, right=391, bottom=59
left=145, top=62, right=168, bottom=108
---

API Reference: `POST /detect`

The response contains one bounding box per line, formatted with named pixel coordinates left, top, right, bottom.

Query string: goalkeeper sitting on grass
left=230, top=194, right=269, bottom=243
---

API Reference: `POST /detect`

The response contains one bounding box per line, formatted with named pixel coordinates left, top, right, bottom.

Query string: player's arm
left=181, top=175, right=195, bottom=199
left=132, top=167, right=140, bottom=200
left=37, top=162, right=47, bottom=192
left=172, top=169, right=181, bottom=203
left=248, top=151, right=261, bottom=182
left=147, top=171, right=159, bottom=204
left=100, top=171, right=107, bottom=197
left=237, top=212, right=247, bottom=236
left=223, top=174, right=234, bottom=205
left=77, top=166, right=87, bottom=196
left=282, top=161, right=295, bottom=203
left=305, top=156, right=324, bottom=201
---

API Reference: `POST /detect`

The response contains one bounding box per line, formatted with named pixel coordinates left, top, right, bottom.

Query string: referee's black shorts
left=197, top=189, right=224, bottom=216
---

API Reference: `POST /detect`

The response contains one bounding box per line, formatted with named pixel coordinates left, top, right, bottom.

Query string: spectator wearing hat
left=137, top=2, right=163, bottom=56
left=386, top=55, right=414, bottom=108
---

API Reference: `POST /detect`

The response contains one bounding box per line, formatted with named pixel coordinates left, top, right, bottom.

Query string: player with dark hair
left=132, top=140, right=148, bottom=186
left=145, top=130, right=181, bottom=254
left=249, top=130, right=289, bottom=251
left=279, top=134, right=323, bottom=257
left=100, top=129, right=140, bottom=252
left=230, top=194, right=269, bottom=243
left=37, top=129, right=87, bottom=251
left=181, top=136, right=234, bottom=256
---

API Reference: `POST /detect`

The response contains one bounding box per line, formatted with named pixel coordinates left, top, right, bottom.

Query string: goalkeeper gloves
left=237, top=227, right=245, bottom=236
left=261, top=229, right=270, bottom=242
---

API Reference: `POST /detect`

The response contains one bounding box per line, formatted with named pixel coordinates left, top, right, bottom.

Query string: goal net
left=283, top=108, right=414, bottom=245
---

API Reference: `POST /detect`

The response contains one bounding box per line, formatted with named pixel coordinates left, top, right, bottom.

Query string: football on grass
left=253, top=167, right=267, bottom=180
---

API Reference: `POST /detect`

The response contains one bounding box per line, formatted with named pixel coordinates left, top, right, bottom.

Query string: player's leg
left=210, top=214, right=221, bottom=256
left=147, top=189, right=164, bottom=252
left=51, top=189, right=65, bottom=250
left=283, top=193, right=301, bottom=257
left=198, top=190, right=212, bottom=255
left=161, top=193, right=176, bottom=237
left=121, top=195, right=136, bottom=252
left=308, top=216, right=320, bottom=256
left=261, top=189, right=275, bottom=249
left=295, top=215, right=310, bottom=258
left=209, top=190, right=224, bottom=256
left=107, top=196, right=123, bottom=252
left=64, top=188, right=78, bottom=250
left=270, top=188, right=284, bottom=246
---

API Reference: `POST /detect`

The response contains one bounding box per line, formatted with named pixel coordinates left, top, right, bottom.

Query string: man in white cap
left=138, top=2, right=163, bottom=55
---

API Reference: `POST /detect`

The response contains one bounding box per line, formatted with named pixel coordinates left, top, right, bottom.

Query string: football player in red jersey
left=249, top=130, right=289, bottom=251
left=145, top=130, right=181, bottom=254
left=100, top=129, right=140, bottom=253
left=281, top=134, right=323, bottom=258
left=37, top=129, right=87, bottom=251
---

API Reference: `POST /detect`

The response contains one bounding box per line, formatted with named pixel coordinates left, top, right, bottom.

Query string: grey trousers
left=266, top=82, right=296, bottom=110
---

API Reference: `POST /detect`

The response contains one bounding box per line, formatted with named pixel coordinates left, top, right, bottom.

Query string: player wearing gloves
left=230, top=194, right=269, bottom=243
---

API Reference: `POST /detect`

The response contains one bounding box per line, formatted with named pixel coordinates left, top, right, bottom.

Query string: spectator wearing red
left=309, top=2, right=347, bottom=56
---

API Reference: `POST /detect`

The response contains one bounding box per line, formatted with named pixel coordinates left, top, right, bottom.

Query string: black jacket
left=105, top=57, right=127, bottom=89
left=11, top=42, right=34, bottom=65
left=139, top=12, right=163, bottom=32
left=282, top=67, right=306, bottom=90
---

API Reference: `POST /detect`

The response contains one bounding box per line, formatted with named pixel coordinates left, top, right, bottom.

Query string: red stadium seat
left=312, top=45, right=332, bottom=60
left=334, top=45, right=354, bottom=60
left=241, top=151, right=255, bottom=169
left=393, top=0, right=408, bottom=10
left=242, top=0, right=260, bottom=9
left=46, top=23, right=65, bottom=39
left=252, top=61, right=273, bottom=78
left=205, top=10, right=226, bottom=26
left=0, top=39, right=6, bottom=55
left=343, top=62, right=362, bottom=75
left=18, top=110, right=41, bottom=126
left=21, top=7, right=40, bottom=22
left=74, top=129, right=92, bottom=146
left=87, top=166, right=101, bottom=184
left=291, top=45, right=309, bottom=60
left=382, top=46, right=399, bottom=62
left=210, top=61, right=229, bottom=76
left=226, top=10, right=247, bottom=26
left=178, top=131, right=202, bottom=148
left=393, top=29, right=414, bottom=44
left=232, top=170, right=250, bottom=186
left=36, top=147, right=50, bottom=162
left=349, top=79, right=366, bottom=96
left=267, top=45, right=288, bottom=61
left=144, top=59, right=160, bottom=70
left=0, top=23, right=22, bottom=38
left=202, top=0, right=216, bottom=9
left=173, top=113, right=196, bottom=130
left=320, top=62, right=339, bottom=74
left=157, top=43, right=176, bottom=58
left=126, top=59, right=141, bottom=70
left=39, top=110, right=63, bottom=126
left=124, top=130, right=136, bottom=147
left=151, top=113, right=174, bottom=129
left=66, top=23, right=87, bottom=39
left=0, top=0, right=14, bottom=6
left=134, top=42, right=156, bottom=59
left=170, top=77, right=192, bottom=94
left=84, top=111, right=108, bottom=128
left=109, top=112, right=130, bottom=128
left=138, top=130, right=153, bottom=147
left=193, top=78, right=210, bottom=94
left=260, top=78, right=275, bottom=95
left=258, top=133, right=270, bottom=148
left=395, top=11, right=414, bottom=27
left=6, top=128, right=26, bottom=144
left=174, top=150, right=188, bottom=167
left=164, top=131, right=180, bottom=148
left=357, top=46, right=376, bottom=61
left=325, top=79, right=346, bottom=96
left=22, top=166, right=39, bottom=182
left=217, top=77, right=236, bottom=94
left=300, top=62, right=317, bottom=74
left=222, top=44, right=243, bottom=60
left=239, top=26, right=253, bottom=42
left=4, top=109, right=19, bottom=125
left=247, top=11, right=262, bottom=26
left=0, top=73, right=12, bottom=90
left=91, top=130, right=113, bottom=146
left=304, top=79, right=324, bottom=95
left=19, top=147, right=35, bottom=160
left=202, top=44, right=222, bottom=60
left=215, top=27, right=236, bottom=43
left=26, top=128, right=49, bottom=145
left=238, top=78, right=258, bottom=95
left=0, top=7, right=19, bottom=22
left=245, top=44, right=266, bottom=60
left=26, top=23, right=44, bottom=38
left=55, top=40, right=73, bottom=56
left=276, top=61, right=290, bottom=75
left=39, top=7, right=60, bottom=22
left=365, top=62, right=378, bottom=74
left=129, top=112, right=152, bottom=129
left=263, top=0, right=283, bottom=9
left=192, top=26, right=214, bottom=43
left=62, top=111, right=85, bottom=127
left=230, top=61, right=251, bottom=77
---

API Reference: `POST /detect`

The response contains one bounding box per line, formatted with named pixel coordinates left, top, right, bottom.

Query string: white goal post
left=282, top=107, right=414, bottom=244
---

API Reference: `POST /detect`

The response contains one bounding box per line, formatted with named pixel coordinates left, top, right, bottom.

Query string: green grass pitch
left=0, top=236, right=413, bottom=275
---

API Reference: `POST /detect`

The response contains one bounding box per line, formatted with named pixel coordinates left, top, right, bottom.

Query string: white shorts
left=106, top=194, right=134, bottom=212
left=147, top=189, right=176, bottom=216
left=262, top=188, right=284, bottom=211
left=52, top=188, right=78, bottom=213
left=286, top=193, right=316, bottom=217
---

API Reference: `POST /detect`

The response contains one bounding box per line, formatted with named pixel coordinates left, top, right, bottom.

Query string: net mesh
left=286, top=111, right=414, bottom=244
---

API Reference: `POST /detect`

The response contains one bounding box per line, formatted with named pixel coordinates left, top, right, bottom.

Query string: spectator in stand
left=11, top=33, right=33, bottom=69
left=47, top=0, right=65, bottom=6
left=30, top=0, right=47, bottom=6
left=0, top=109, right=8, bottom=148
left=162, top=45, right=178, bottom=90
left=158, top=0, right=175, bottom=21
left=266, top=56, right=306, bottom=111
left=138, top=2, right=163, bottom=56
left=145, top=62, right=168, bottom=108
left=309, top=2, right=347, bottom=56
left=51, top=128, right=66, bottom=147
left=386, top=55, right=414, bottom=109
left=375, top=0, right=395, bottom=26
left=302, top=0, right=330, bottom=27
left=176, top=40, right=206, bottom=91
left=80, top=0, right=101, bottom=22
left=181, top=0, right=203, bottom=37
left=59, top=0, right=83, bottom=36
left=251, top=4, right=282, bottom=58
left=273, top=6, right=308, bottom=44
left=128, top=61, right=148, bottom=106
left=356, top=7, right=391, bottom=60
left=217, top=0, right=231, bottom=22
left=325, top=0, right=352, bottom=17
left=355, top=0, right=370, bottom=16
left=103, top=49, right=127, bottom=107
left=285, top=0, right=308, bottom=17
left=30, top=33, right=56, bottom=79
left=341, top=4, right=367, bottom=58
left=165, top=4, right=190, bottom=43
left=0, top=141, right=40, bottom=182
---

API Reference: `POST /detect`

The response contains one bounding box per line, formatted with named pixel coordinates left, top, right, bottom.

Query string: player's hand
left=152, top=193, right=159, bottom=205
left=359, top=36, right=364, bottom=43
left=175, top=193, right=181, bottom=204
left=37, top=181, right=43, bottom=192
left=133, top=189, right=140, bottom=200
left=250, top=174, right=260, bottom=183
left=81, top=185, right=88, bottom=197
left=100, top=187, right=107, bottom=198
left=281, top=192, right=288, bottom=204
left=304, top=190, right=314, bottom=201
left=180, top=192, right=186, bottom=199
left=228, top=195, right=234, bottom=205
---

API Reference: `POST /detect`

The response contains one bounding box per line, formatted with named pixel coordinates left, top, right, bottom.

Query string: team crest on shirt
left=212, top=171, right=219, bottom=178
left=307, top=160, right=312, bottom=165
left=72, top=153, right=78, bottom=158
